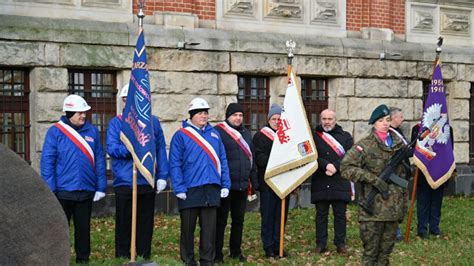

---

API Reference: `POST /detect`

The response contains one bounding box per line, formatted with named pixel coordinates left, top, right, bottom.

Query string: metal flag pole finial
left=436, top=36, right=443, bottom=54
left=137, top=0, right=145, bottom=28
left=286, top=40, right=296, bottom=65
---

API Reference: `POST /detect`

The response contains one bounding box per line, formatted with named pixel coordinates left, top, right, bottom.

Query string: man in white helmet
left=41, top=94, right=107, bottom=264
left=169, top=97, right=231, bottom=265
left=106, top=84, right=169, bottom=259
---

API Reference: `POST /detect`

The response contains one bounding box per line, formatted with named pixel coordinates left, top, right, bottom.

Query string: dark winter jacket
left=214, top=120, right=257, bottom=191
left=252, top=125, right=275, bottom=192
left=311, top=124, right=353, bottom=203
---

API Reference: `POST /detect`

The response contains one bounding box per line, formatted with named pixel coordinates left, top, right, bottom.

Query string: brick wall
left=347, top=0, right=405, bottom=34
left=132, top=0, right=216, bottom=20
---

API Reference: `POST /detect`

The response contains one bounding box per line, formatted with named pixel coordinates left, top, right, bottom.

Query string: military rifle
left=359, top=123, right=435, bottom=216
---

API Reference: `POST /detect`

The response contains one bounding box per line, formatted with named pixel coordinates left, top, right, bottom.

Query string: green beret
left=368, top=104, right=390, bottom=124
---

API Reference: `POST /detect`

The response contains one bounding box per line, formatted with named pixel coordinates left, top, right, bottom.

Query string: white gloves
left=93, top=191, right=106, bottom=202
left=220, top=188, right=229, bottom=198
left=156, top=179, right=167, bottom=194
left=176, top=193, right=187, bottom=200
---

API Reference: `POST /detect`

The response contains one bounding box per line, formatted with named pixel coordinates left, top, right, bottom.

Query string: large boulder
left=0, top=144, right=70, bottom=264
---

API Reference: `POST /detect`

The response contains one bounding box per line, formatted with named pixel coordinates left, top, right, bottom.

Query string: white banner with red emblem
left=264, top=70, right=318, bottom=199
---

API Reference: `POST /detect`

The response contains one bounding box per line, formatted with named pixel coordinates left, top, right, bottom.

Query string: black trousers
left=215, top=190, right=247, bottom=259
left=259, top=190, right=289, bottom=253
left=115, top=190, right=155, bottom=259
left=58, top=198, right=93, bottom=262
left=180, top=207, right=216, bottom=266
left=315, top=200, right=347, bottom=248
left=416, top=176, right=444, bottom=235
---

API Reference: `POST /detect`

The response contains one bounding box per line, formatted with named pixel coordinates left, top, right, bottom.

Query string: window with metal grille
left=300, top=77, right=328, bottom=129
left=68, top=70, right=117, bottom=178
left=237, top=76, right=270, bottom=136
left=0, top=68, right=30, bottom=163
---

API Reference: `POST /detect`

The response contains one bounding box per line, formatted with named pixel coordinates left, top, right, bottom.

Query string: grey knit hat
left=267, top=103, right=282, bottom=120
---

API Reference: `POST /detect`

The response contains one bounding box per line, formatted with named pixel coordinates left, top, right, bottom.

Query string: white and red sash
left=180, top=126, right=221, bottom=176
left=217, top=122, right=253, bottom=166
left=55, top=120, right=95, bottom=168
left=389, top=127, right=408, bottom=145
left=316, top=131, right=346, bottom=158
left=260, top=126, right=275, bottom=141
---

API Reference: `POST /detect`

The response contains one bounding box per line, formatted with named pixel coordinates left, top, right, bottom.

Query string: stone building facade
left=1, top=0, right=473, bottom=214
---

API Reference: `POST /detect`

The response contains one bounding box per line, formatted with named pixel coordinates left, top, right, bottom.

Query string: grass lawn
left=75, top=196, right=473, bottom=265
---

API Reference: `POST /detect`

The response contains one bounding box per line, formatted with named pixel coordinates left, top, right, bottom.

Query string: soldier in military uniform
left=341, top=104, right=408, bottom=265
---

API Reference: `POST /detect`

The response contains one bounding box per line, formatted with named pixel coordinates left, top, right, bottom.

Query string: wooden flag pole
left=130, top=163, right=138, bottom=262
left=279, top=198, right=286, bottom=257
left=404, top=167, right=419, bottom=242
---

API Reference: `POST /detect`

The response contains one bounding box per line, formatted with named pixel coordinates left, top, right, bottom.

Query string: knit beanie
left=225, top=103, right=244, bottom=119
left=189, top=108, right=209, bottom=119
left=267, top=103, right=282, bottom=120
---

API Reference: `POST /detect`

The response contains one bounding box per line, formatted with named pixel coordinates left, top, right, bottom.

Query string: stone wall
left=0, top=14, right=473, bottom=197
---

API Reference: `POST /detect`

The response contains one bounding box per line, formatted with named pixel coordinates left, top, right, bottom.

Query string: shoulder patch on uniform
left=355, top=145, right=363, bottom=152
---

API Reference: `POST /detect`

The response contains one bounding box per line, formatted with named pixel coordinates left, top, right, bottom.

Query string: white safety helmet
left=119, top=84, right=129, bottom=98
left=188, top=97, right=210, bottom=111
left=62, top=94, right=91, bottom=112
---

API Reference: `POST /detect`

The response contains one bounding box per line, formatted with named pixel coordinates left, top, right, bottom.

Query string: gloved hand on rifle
left=373, top=179, right=388, bottom=194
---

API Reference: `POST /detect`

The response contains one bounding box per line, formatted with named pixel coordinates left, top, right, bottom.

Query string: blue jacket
left=40, top=116, right=107, bottom=193
left=170, top=120, right=231, bottom=195
left=106, top=115, right=169, bottom=188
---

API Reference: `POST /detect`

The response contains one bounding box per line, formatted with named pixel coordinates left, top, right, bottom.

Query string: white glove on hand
left=156, top=179, right=167, bottom=194
left=176, top=193, right=187, bottom=200
left=220, top=188, right=229, bottom=198
left=93, top=191, right=106, bottom=202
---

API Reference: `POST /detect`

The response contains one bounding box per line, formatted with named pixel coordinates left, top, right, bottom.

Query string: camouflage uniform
left=341, top=129, right=408, bottom=266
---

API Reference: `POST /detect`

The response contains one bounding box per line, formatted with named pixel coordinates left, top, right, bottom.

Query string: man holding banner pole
left=107, top=84, right=169, bottom=259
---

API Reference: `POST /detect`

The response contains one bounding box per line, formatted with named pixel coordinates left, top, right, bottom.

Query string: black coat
left=214, top=121, right=257, bottom=191
left=311, top=124, right=353, bottom=203
left=252, top=125, right=275, bottom=192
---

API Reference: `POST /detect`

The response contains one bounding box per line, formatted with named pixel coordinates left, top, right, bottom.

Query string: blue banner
left=120, top=29, right=156, bottom=187
left=413, top=59, right=455, bottom=189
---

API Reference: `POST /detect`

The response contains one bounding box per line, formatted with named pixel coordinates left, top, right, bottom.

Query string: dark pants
left=360, top=221, right=398, bottom=266
left=180, top=207, right=217, bottom=266
left=259, top=190, right=289, bottom=253
left=58, top=198, right=93, bottom=263
left=417, top=176, right=444, bottom=235
left=115, top=190, right=155, bottom=259
left=215, top=190, right=247, bottom=260
left=315, top=200, right=347, bottom=248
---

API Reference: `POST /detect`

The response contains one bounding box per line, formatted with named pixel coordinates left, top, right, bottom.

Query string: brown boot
left=336, top=245, right=347, bottom=254
left=315, top=247, right=327, bottom=254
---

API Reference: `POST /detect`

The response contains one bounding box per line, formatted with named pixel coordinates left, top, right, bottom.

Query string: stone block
left=231, top=53, right=286, bottom=75
left=44, top=43, right=60, bottom=66
left=348, top=59, right=416, bottom=78
left=270, top=76, right=287, bottom=98
left=328, top=78, right=355, bottom=97
left=417, top=62, right=457, bottom=80
left=414, top=99, right=424, bottom=120
left=361, top=27, right=394, bottom=41
left=450, top=120, right=469, bottom=142
left=149, top=71, right=218, bottom=95
left=355, top=79, right=409, bottom=98
left=160, top=121, right=182, bottom=148
left=160, top=12, right=198, bottom=29
left=53, top=19, right=130, bottom=45
left=60, top=44, right=131, bottom=68
left=150, top=49, right=230, bottom=72
left=353, top=121, right=373, bottom=143
left=457, top=64, right=465, bottom=81
left=465, top=65, right=474, bottom=81
left=218, top=74, right=238, bottom=95
left=454, top=142, right=469, bottom=163
left=35, top=93, right=65, bottom=122
left=448, top=81, right=471, bottom=99
left=30, top=68, right=68, bottom=92
left=294, top=56, right=347, bottom=76
left=448, top=99, right=469, bottom=120
left=0, top=41, right=44, bottom=66
left=334, top=98, right=349, bottom=120
left=408, top=80, right=423, bottom=98
left=337, top=121, right=354, bottom=136
left=347, top=98, right=414, bottom=121
left=35, top=123, right=54, bottom=152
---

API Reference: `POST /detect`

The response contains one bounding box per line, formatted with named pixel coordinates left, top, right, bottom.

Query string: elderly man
left=311, top=109, right=353, bottom=254
left=41, top=94, right=107, bottom=263
left=169, top=97, right=231, bottom=266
